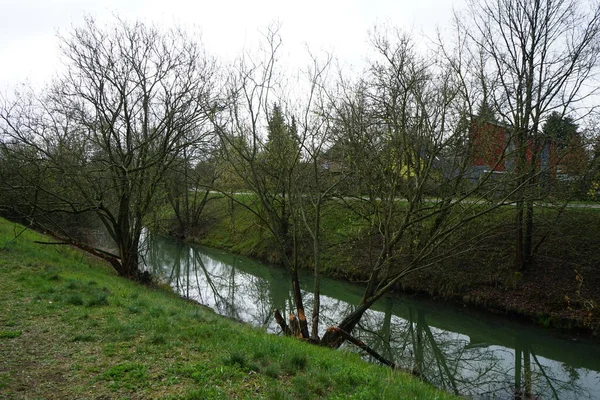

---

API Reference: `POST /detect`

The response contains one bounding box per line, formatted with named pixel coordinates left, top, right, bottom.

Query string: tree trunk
left=524, top=199, right=534, bottom=267
left=310, top=196, right=322, bottom=341
left=515, top=199, right=524, bottom=270
left=120, top=248, right=140, bottom=279
left=320, top=303, right=371, bottom=348
left=290, top=270, right=310, bottom=339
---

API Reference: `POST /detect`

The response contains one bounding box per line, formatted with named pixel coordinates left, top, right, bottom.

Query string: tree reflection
left=142, top=234, right=599, bottom=400
left=351, top=303, right=592, bottom=399
left=144, top=235, right=295, bottom=330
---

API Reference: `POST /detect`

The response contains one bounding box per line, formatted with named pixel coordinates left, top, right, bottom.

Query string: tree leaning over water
left=0, top=2, right=598, bottom=372
left=0, top=18, right=215, bottom=280
left=212, top=25, right=512, bottom=363
left=211, top=7, right=600, bottom=365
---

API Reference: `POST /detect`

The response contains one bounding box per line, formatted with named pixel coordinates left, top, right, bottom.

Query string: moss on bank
left=176, top=196, right=600, bottom=336
left=0, top=217, right=456, bottom=399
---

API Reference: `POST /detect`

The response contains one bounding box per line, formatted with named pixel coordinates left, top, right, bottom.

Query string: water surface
left=143, top=234, right=600, bottom=399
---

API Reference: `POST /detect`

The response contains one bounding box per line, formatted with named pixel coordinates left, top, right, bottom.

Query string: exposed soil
left=394, top=245, right=600, bottom=337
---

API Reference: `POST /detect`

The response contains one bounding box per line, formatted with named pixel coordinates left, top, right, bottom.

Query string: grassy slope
left=189, top=196, right=600, bottom=335
left=0, top=217, right=457, bottom=400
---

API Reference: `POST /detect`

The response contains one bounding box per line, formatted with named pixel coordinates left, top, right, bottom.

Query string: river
left=141, top=233, right=600, bottom=399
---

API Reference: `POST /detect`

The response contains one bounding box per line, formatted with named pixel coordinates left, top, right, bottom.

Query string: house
left=469, top=119, right=557, bottom=181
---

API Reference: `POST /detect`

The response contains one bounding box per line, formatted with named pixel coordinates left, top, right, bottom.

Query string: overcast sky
left=0, top=0, right=465, bottom=92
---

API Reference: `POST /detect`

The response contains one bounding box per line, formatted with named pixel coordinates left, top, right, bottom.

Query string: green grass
left=0, top=217, right=456, bottom=399
left=192, top=193, right=600, bottom=279
left=0, top=331, right=22, bottom=339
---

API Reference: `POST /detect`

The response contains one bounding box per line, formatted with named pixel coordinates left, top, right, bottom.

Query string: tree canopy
left=0, top=18, right=215, bottom=279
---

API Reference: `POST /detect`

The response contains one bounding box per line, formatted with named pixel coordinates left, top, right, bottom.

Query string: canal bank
left=0, top=217, right=457, bottom=400
left=143, top=233, right=600, bottom=399
left=169, top=196, right=600, bottom=337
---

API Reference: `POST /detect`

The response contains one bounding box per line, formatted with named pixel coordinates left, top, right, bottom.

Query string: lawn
left=0, top=217, right=456, bottom=399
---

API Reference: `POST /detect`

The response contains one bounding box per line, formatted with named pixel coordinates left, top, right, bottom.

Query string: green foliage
left=100, top=362, right=149, bottom=390
left=476, top=98, right=497, bottom=123
left=0, top=330, right=22, bottom=339
left=70, top=334, right=97, bottom=342
left=266, top=103, right=299, bottom=170
left=543, top=112, right=578, bottom=149
left=282, top=354, right=308, bottom=375
left=0, top=373, right=9, bottom=390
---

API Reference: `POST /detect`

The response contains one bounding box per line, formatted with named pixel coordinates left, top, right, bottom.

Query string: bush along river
left=141, top=233, right=600, bottom=399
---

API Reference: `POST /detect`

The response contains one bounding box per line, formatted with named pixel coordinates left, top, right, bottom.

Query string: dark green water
left=143, top=234, right=600, bottom=399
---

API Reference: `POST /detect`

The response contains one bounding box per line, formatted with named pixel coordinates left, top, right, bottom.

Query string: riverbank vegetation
left=169, top=194, right=600, bottom=336
left=2, top=0, right=600, bottom=367
left=0, top=217, right=457, bottom=399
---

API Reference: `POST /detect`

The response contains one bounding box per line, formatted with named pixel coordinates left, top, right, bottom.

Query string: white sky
left=0, top=0, right=465, bottom=92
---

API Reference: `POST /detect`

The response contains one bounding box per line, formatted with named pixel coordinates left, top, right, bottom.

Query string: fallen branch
left=31, top=228, right=122, bottom=272
left=326, top=326, right=396, bottom=368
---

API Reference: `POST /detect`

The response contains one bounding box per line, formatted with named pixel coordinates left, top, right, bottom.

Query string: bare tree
left=224, top=29, right=312, bottom=337
left=213, top=26, right=516, bottom=354
left=211, top=26, right=342, bottom=342
left=292, top=52, right=340, bottom=341
left=319, top=29, right=491, bottom=347
left=460, top=0, right=600, bottom=269
left=0, top=18, right=215, bottom=279
left=163, top=130, right=220, bottom=238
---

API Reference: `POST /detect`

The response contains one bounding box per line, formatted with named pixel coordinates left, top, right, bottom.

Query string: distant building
left=469, top=119, right=557, bottom=181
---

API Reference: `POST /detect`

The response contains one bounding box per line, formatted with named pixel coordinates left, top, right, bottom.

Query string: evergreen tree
left=542, top=112, right=578, bottom=150
left=266, top=104, right=299, bottom=169
left=264, top=104, right=300, bottom=238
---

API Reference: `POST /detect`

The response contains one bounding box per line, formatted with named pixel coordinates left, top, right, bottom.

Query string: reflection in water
left=143, top=234, right=600, bottom=400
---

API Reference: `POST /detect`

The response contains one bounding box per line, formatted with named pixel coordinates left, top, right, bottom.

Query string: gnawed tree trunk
left=290, top=270, right=310, bottom=339
left=274, top=307, right=397, bottom=368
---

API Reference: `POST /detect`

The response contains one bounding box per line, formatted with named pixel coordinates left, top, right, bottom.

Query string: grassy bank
left=178, top=195, right=600, bottom=335
left=0, top=217, right=457, bottom=399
